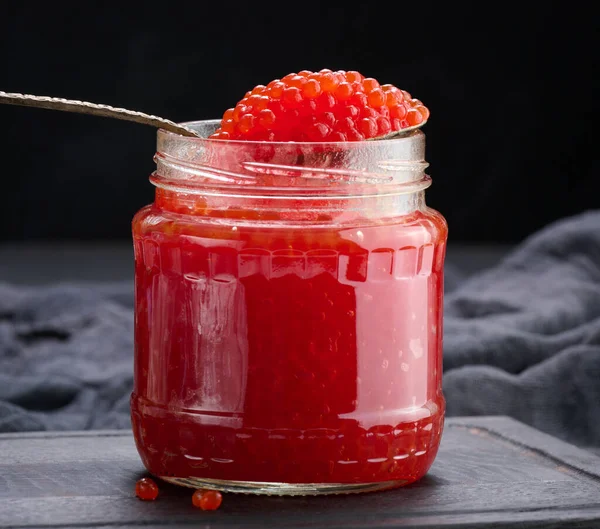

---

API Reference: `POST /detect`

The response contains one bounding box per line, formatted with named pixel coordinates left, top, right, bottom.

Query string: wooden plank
left=0, top=416, right=599, bottom=528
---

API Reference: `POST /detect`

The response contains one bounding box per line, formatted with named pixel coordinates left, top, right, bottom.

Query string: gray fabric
left=0, top=282, right=134, bottom=431
left=443, top=210, right=600, bottom=448
left=1, top=211, right=599, bottom=450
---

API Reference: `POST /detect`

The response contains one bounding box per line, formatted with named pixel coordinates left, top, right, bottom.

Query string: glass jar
left=130, top=120, right=447, bottom=495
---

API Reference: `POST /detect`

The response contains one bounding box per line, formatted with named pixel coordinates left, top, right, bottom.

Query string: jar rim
left=154, top=119, right=430, bottom=195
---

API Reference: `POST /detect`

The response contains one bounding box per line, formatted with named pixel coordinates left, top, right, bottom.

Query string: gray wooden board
left=1, top=416, right=599, bottom=528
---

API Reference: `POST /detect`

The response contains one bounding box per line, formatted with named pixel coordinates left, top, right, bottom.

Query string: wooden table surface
left=1, top=416, right=599, bottom=529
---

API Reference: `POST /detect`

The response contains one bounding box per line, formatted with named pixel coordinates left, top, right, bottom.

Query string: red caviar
left=131, top=201, right=446, bottom=486
left=192, top=490, right=223, bottom=511
left=210, top=70, right=429, bottom=141
left=135, top=477, right=159, bottom=501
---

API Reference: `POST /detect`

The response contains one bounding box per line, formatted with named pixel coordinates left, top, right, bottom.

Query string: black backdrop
left=0, top=3, right=597, bottom=243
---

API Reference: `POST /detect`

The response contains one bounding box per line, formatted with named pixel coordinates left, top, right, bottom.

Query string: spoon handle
left=0, top=91, right=201, bottom=138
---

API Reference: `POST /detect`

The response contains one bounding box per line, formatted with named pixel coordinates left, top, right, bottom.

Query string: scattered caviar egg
left=209, top=70, right=428, bottom=141
left=135, top=477, right=159, bottom=501
left=192, top=489, right=223, bottom=511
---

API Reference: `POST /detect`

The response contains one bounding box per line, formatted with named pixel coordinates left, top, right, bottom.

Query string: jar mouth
left=154, top=119, right=430, bottom=196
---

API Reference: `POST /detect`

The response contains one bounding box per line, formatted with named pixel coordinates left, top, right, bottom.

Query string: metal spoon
left=0, top=90, right=201, bottom=137
left=0, top=90, right=425, bottom=140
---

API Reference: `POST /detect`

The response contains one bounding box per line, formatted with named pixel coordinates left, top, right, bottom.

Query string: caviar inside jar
left=130, top=124, right=447, bottom=493
left=132, top=203, right=446, bottom=488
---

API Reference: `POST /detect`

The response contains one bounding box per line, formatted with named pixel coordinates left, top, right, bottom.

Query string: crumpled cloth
left=443, top=211, right=600, bottom=449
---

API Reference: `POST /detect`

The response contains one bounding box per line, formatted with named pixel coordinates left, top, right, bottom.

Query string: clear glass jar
left=130, top=120, right=447, bottom=495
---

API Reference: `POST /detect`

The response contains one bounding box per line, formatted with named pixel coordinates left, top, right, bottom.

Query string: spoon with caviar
left=0, top=70, right=428, bottom=141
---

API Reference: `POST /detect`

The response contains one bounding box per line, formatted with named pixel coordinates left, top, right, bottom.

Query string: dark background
left=0, top=3, right=597, bottom=244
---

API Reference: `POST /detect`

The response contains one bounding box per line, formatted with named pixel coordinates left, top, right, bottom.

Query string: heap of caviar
left=210, top=69, right=429, bottom=142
